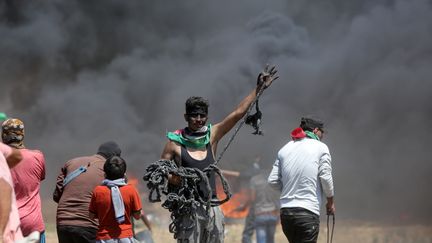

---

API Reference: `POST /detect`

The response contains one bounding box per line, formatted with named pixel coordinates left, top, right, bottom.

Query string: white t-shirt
left=268, top=138, right=334, bottom=215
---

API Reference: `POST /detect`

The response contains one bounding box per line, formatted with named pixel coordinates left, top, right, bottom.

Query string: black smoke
left=1, top=0, right=431, bottom=223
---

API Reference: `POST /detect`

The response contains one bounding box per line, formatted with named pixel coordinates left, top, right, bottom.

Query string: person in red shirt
left=89, top=156, right=142, bottom=243
left=1, top=118, right=46, bottom=242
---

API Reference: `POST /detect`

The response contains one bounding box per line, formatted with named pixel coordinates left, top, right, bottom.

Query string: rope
left=245, top=99, right=263, bottom=135
left=204, top=164, right=232, bottom=206
left=327, top=214, right=335, bottom=243
left=215, top=84, right=266, bottom=165
left=143, top=159, right=232, bottom=239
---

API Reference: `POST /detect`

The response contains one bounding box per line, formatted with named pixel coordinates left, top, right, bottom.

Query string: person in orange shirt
left=89, top=156, right=142, bottom=243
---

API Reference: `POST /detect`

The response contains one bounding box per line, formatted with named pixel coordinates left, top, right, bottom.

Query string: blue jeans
left=241, top=207, right=255, bottom=243
left=254, top=214, right=278, bottom=243
left=39, top=231, right=46, bottom=243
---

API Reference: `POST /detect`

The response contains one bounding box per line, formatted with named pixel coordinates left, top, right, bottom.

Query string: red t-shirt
left=89, top=184, right=142, bottom=240
left=10, top=149, right=45, bottom=235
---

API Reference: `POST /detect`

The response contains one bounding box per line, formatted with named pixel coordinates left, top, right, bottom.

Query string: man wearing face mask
left=161, top=67, right=278, bottom=243
left=268, top=117, right=335, bottom=243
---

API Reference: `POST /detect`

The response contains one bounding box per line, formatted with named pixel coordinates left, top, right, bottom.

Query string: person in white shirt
left=268, top=117, right=335, bottom=243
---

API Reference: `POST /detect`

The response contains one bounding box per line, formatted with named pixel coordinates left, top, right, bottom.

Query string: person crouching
left=89, top=156, right=142, bottom=243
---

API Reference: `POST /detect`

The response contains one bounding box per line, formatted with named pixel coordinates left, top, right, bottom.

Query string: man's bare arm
left=161, top=141, right=175, bottom=160
left=326, top=197, right=335, bottom=215
left=140, top=212, right=153, bottom=231
left=211, top=89, right=258, bottom=143
left=161, top=141, right=182, bottom=185
left=221, top=169, right=240, bottom=177
left=6, top=147, right=22, bottom=168
left=211, top=66, right=278, bottom=144
left=0, top=178, right=12, bottom=236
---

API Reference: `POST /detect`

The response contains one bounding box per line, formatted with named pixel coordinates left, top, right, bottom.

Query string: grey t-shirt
left=250, top=173, right=279, bottom=215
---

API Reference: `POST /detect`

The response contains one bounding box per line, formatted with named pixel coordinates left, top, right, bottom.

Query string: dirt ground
left=43, top=200, right=432, bottom=243
left=45, top=222, right=432, bottom=243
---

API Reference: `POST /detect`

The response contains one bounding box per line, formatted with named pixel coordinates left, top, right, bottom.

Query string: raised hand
left=257, top=64, right=279, bottom=90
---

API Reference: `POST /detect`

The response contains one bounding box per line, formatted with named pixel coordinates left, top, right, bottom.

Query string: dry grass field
left=43, top=200, right=432, bottom=243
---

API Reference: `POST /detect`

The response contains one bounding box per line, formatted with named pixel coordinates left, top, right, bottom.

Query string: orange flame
left=128, top=175, right=139, bottom=189
left=218, top=188, right=250, bottom=218
left=216, top=176, right=250, bottom=219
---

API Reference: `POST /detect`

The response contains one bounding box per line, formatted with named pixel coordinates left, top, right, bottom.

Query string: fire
left=128, top=175, right=139, bottom=189
left=127, top=174, right=147, bottom=199
left=216, top=176, right=251, bottom=219
left=218, top=187, right=250, bottom=218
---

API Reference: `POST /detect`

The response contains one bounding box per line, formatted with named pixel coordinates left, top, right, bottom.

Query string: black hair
left=97, top=141, right=121, bottom=159
left=185, top=96, right=209, bottom=115
left=103, top=156, right=127, bottom=180
left=300, top=117, right=324, bottom=132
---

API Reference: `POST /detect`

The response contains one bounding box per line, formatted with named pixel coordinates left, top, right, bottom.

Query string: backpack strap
left=63, top=165, right=88, bottom=186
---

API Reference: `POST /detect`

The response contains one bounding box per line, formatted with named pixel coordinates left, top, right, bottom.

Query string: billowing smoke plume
left=1, top=0, right=431, bottom=223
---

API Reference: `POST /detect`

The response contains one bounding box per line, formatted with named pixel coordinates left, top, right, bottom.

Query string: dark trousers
left=57, top=225, right=97, bottom=243
left=280, top=207, right=320, bottom=243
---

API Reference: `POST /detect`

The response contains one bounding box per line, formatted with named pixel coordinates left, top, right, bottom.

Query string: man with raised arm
left=161, top=66, right=278, bottom=243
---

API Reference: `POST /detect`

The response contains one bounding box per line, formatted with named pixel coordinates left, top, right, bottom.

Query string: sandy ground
left=44, top=202, right=432, bottom=243
left=43, top=200, right=432, bottom=243
left=44, top=222, right=432, bottom=243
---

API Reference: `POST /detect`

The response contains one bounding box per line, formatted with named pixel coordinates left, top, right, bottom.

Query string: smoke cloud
left=1, top=0, right=431, bottom=223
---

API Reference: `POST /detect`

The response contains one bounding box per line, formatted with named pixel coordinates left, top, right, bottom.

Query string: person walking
left=240, top=160, right=261, bottom=243
left=268, top=117, right=335, bottom=243
left=249, top=169, right=279, bottom=243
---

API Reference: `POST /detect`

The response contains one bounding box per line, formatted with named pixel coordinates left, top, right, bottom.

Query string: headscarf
left=1, top=118, right=25, bottom=148
left=291, top=127, right=306, bottom=140
left=291, top=127, right=320, bottom=141
left=167, top=124, right=211, bottom=148
left=102, top=178, right=128, bottom=223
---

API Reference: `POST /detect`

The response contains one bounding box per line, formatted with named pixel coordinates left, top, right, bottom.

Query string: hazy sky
left=1, top=0, right=431, bottom=223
